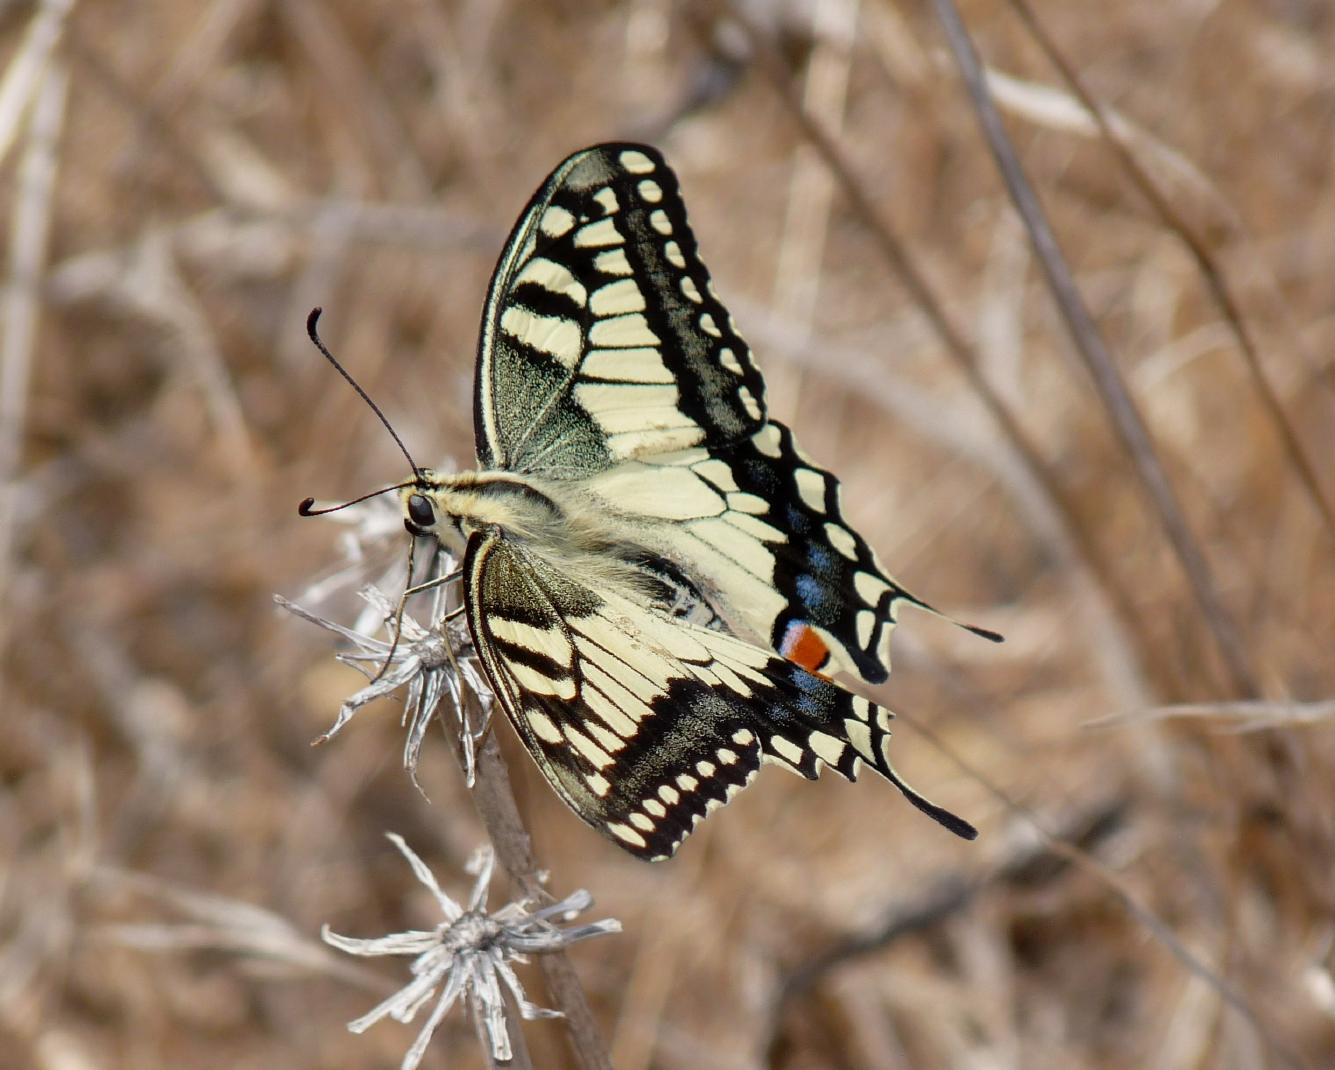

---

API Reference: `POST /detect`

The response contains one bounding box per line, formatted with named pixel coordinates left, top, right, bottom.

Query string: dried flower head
left=277, top=550, right=493, bottom=785
left=323, top=834, right=620, bottom=1068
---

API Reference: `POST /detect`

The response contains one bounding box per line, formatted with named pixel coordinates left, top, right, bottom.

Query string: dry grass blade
left=1002, top=0, right=1335, bottom=546
left=1092, top=699, right=1335, bottom=732
left=926, top=0, right=1262, bottom=700
left=0, top=0, right=72, bottom=166
left=0, top=57, right=67, bottom=667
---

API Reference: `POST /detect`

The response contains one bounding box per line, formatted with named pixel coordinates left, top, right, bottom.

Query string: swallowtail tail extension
left=317, top=144, right=998, bottom=861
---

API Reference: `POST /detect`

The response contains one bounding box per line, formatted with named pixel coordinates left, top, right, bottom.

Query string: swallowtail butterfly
left=319, top=144, right=998, bottom=861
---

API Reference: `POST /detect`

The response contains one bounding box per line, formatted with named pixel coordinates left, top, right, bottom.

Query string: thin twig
left=1002, top=0, right=1335, bottom=544
left=926, top=0, right=1261, bottom=699
left=468, top=731, right=613, bottom=1070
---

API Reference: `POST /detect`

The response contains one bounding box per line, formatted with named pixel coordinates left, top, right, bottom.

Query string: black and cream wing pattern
left=458, top=143, right=990, bottom=859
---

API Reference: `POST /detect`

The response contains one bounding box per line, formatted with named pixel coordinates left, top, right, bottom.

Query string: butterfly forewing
left=474, top=144, right=768, bottom=479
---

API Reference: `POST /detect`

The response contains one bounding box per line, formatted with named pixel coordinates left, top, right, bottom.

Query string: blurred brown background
left=3, top=1, right=1333, bottom=1067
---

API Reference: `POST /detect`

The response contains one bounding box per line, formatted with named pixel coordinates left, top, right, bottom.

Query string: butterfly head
left=399, top=475, right=468, bottom=555
left=403, top=485, right=436, bottom=538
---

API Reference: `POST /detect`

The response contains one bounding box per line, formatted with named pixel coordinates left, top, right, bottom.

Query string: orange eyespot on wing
left=779, top=621, right=831, bottom=676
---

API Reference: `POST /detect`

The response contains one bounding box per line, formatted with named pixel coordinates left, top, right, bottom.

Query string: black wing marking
left=718, top=421, right=928, bottom=684
left=474, top=143, right=768, bottom=478
left=464, top=529, right=975, bottom=861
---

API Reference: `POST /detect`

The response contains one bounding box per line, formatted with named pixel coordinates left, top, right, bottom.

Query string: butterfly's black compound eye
left=405, top=492, right=435, bottom=535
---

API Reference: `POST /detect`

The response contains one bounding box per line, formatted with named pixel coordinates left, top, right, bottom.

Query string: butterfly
left=312, top=143, right=997, bottom=861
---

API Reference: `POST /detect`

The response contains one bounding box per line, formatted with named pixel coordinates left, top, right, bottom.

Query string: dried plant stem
left=1003, top=0, right=1335, bottom=543
left=0, top=59, right=67, bottom=672
left=927, top=0, right=1261, bottom=699
left=469, top=730, right=613, bottom=1070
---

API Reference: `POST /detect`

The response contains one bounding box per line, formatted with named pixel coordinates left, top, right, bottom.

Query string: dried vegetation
left=2, top=1, right=1333, bottom=1067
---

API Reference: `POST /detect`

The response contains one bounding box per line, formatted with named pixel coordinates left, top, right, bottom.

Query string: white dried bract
left=276, top=561, right=493, bottom=786
left=323, top=834, right=620, bottom=1068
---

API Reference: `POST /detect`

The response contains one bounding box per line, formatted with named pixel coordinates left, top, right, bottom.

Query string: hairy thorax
left=403, top=470, right=648, bottom=590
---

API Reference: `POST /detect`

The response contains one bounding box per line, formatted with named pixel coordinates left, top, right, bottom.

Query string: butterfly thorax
left=403, top=470, right=649, bottom=586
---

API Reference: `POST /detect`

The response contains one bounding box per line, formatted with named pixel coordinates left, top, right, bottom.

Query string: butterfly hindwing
left=463, top=528, right=974, bottom=860
left=474, top=143, right=767, bottom=479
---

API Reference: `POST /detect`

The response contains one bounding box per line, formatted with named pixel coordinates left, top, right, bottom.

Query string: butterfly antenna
left=306, top=307, right=423, bottom=478
left=297, top=479, right=417, bottom=517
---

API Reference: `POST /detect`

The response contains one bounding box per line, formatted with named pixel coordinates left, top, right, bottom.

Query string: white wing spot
left=493, top=615, right=573, bottom=667
left=644, top=799, right=667, bottom=818
left=726, top=491, right=768, bottom=515
left=590, top=278, right=647, bottom=317
left=586, top=772, right=611, bottom=796
left=854, top=570, right=890, bottom=605
left=676, top=773, right=699, bottom=791
left=770, top=736, right=805, bottom=765
left=722, top=510, right=785, bottom=542
left=699, top=313, right=721, bottom=337
left=693, top=457, right=740, bottom=493
left=809, top=732, right=847, bottom=767
left=637, top=179, right=663, bottom=202
left=719, top=348, right=744, bottom=375
left=514, top=257, right=587, bottom=307
left=851, top=696, right=874, bottom=722
left=586, top=719, right=626, bottom=753
left=609, top=822, right=647, bottom=848
left=619, top=149, right=655, bottom=174
left=649, top=209, right=672, bottom=235
left=528, top=710, right=563, bottom=744
left=826, top=522, right=859, bottom=560
left=507, top=660, right=575, bottom=700
left=844, top=718, right=873, bottom=759
left=696, top=759, right=716, bottom=777
left=594, top=248, right=632, bottom=276
left=732, top=728, right=755, bottom=746
left=738, top=385, right=762, bottom=420
left=659, top=784, right=680, bottom=805
left=500, top=307, right=582, bottom=367
left=856, top=610, right=877, bottom=649
left=564, top=723, right=616, bottom=769
left=753, top=425, right=783, bottom=458
left=594, top=187, right=619, bottom=214
left=574, top=218, right=624, bottom=248
left=589, top=313, right=660, bottom=348
left=630, top=812, right=655, bottom=832
left=540, top=205, right=575, bottom=237
left=583, top=348, right=674, bottom=384
left=664, top=240, right=686, bottom=268
left=680, top=276, right=702, bottom=303
left=717, top=748, right=738, bottom=766
left=794, top=468, right=827, bottom=513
